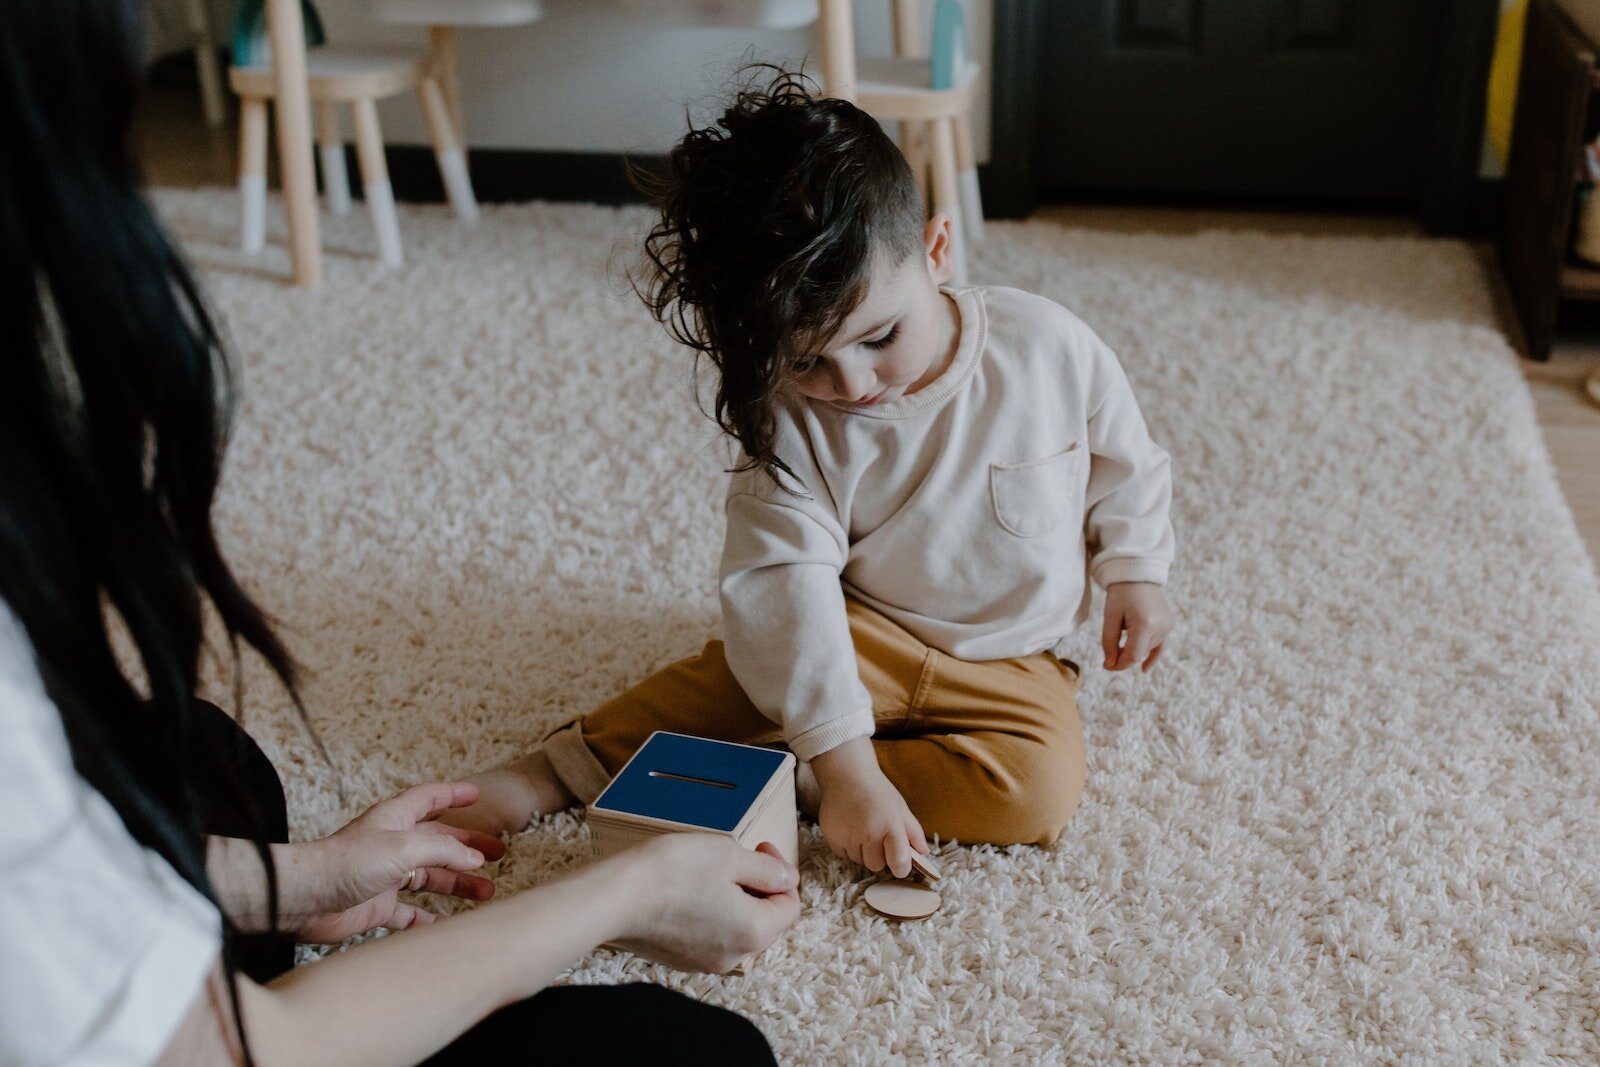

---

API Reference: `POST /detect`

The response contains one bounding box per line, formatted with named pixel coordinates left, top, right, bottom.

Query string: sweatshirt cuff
left=1093, top=557, right=1170, bottom=588
left=788, top=709, right=876, bottom=762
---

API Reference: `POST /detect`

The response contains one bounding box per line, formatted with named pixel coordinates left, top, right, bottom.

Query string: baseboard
left=371, top=146, right=1017, bottom=222
left=375, top=146, right=667, bottom=205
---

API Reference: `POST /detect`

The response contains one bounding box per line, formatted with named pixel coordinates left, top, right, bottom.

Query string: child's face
left=790, top=215, right=959, bottom=407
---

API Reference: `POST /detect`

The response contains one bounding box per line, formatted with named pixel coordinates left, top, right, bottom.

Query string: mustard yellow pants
left=543, top=599, right=1086, bottom=846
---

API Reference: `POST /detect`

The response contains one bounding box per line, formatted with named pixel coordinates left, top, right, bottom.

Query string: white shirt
left=720, top=286, right=1175, bottom=761
left=0, top=601, right=220, bottom=1066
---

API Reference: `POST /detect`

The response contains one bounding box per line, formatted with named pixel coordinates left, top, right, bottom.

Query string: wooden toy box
left=589, top=732, right=798, bottom=866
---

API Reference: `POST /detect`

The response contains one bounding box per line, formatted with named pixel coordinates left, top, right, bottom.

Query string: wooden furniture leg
left=903, top=120, right=931, bottom=213
left=266, top=0, right=322, bottom=286
left=316, top=101, right=351, bottom=216
left=890, top=0, right=921, bottom=56
left=817, top=0, right=857, bottom=100
left=418, top=74, right=480, bottom=224
left=351, top=97, right=403, bottom=267
left=238, top=96, right=269, bottom=253
left=187, top=0, right=227, bottom=127
left=954, top=112, right=984, bottom=246
left=428, top=25, right=468, bottom=141
left=930, top=116, right=967, bottom=284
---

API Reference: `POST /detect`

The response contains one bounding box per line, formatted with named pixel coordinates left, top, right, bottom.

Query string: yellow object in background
left=1487, top=0, right=1530, bottom=166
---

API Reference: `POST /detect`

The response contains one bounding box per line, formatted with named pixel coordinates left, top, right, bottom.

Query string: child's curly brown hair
left=630, top=67, right=926, bottom=486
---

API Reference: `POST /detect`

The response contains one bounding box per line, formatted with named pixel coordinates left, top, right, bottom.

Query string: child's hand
left=1102, top=581, right=1173, bottom=672
left=808, top=737, right=929, bottom=877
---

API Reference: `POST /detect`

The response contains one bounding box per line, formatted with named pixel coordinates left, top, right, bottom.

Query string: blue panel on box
left=594, top=733, right=788, bottom=833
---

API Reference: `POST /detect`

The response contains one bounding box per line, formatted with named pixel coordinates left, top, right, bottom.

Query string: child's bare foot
left=436, top=749, right=576, bottom=836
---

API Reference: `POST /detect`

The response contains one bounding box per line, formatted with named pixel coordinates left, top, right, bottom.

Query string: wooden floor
left=136, top=88, right=1600, bottom=566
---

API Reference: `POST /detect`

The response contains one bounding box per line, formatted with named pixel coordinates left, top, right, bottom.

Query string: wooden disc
left=909, top=852, right=942, bottom=882
left=864, top=878, right=941, bottom=920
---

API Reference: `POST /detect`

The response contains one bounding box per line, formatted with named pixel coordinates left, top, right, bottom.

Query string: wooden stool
left=230, top=48, right=477, bottom=268
left=818, top=0, right=984, bottom=284
left=371, top=0, right=545, bottom=143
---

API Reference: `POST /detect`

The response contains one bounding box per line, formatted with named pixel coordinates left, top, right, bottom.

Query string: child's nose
left=835, top=363, right=876, bottom=402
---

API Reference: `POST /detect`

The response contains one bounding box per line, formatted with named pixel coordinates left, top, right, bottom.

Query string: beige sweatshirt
left=719, top=286, right=1175, bottom=761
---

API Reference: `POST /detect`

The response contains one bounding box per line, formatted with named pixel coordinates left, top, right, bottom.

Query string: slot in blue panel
left=594, top=733, right=788, bottom=833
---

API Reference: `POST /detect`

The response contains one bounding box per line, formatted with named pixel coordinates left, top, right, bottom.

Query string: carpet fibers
left=157, top=190, right=1600, bottom=1064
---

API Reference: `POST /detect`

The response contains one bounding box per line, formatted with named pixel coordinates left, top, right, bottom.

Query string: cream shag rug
left=156, top=190, right=1600, bottom=1064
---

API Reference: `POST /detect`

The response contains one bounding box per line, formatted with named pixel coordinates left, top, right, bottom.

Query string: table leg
left=267, top=0, right=322, bottom=287
left=817, top=0, right=857, bottom=101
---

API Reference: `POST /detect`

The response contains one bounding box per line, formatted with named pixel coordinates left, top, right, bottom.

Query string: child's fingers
left=1101, top=611, right=1123, bottom=669
left=906, top=813, right=930, bottom=854
left=1110, top=634, right=1136, bottom=671
left=1123, top=623, right=1154, bottom=670
left=884, top=830, right=912, bottom=879
left=1142, top=641, right=1166, bottom=672
left=861, top=835, right=887, bottom=873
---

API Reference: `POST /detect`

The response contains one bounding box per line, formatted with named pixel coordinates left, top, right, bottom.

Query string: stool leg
left=954, top=112, right=985, bottom=247
left=903, top=120, right=931, bottom=216
left=428, top=25, right=467, bottom=142
left=930, top=116, right=968, bottom=285
left=419, top=74, right=480, bottom=225
left=187, top=0, right=226, bottom=127
left=238, top=95, right=269, bottom=255
left=316, top=101, right=351, bottom=216
left=350, top=97, right=403, bottom=267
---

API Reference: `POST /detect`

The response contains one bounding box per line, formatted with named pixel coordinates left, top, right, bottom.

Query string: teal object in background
left=929, top=0, right=967, bottom=90
left=230, top=0, right=327, bottom=67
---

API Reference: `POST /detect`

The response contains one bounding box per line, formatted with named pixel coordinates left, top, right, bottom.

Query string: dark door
left=1036, top=0, right=1444, bottom=202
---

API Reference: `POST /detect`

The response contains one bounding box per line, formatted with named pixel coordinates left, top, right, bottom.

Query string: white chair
left=230, top=48, right=478, bottom=268
left=370, top=0, right=544, bottom=142
left=818, top=0, right=984, bottom=284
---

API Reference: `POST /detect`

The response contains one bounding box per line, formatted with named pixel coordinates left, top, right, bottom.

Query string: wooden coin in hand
left=864, top=878, right=941, bottom=920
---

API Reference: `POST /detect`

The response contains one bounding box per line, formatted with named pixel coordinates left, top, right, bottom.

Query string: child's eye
left=862, top=324, right=899, bottom=350
left=792, top=356, right=822, bottom=377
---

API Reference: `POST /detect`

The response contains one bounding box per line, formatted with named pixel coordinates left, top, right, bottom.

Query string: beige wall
left=150, top=0, right=991, bottom=161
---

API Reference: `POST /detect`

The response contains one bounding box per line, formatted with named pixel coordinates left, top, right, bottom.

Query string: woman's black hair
left=631, top=67, right=926, bottom=487
left=0, top=0, right=301, bottom=1054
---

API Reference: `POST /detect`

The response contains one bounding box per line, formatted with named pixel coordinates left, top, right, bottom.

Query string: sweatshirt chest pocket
left=989, top=444, right=1083, bottom=538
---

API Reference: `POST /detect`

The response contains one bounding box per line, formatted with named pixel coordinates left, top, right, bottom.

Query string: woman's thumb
left=736, top=841, right=799, bottom=896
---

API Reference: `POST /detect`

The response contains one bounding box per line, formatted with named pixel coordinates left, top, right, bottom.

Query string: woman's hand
left=1102, top=581, right=1173, bottom=672
left=809, top=737, right=929, bottom=877
left=212, top=782, right=507, bottom=943
left=609, top=836, right=801, bottom=974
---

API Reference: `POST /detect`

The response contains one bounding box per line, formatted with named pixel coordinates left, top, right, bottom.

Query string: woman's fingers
left=401, top=832, right=486, bottom=878
left=734, top=841, right=800, bottom=896
left=416, top=819, right=507, bottom=862
left=385, top=902, right=440, bottom=931
left=373, top=782, right=482, bottom=828
left=408, top=867, right=496, bottom=902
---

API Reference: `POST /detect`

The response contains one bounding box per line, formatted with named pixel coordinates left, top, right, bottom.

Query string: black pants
left=189, top=700, right=778, bottom=1066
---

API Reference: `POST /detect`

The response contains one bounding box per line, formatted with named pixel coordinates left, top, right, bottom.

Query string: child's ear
left=923, top=214, right=956, bottom=285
